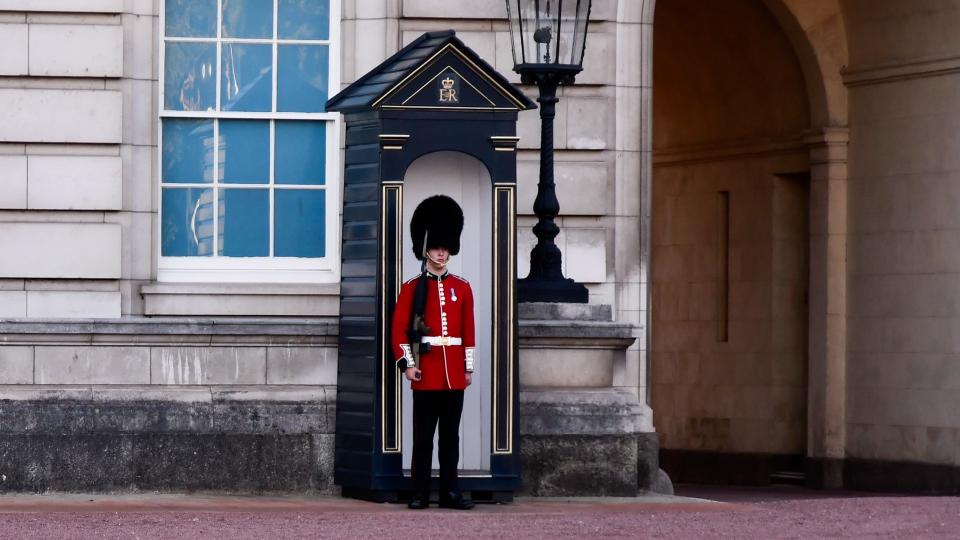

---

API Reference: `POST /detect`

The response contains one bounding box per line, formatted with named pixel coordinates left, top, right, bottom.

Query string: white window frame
left=157, top=0, right=341, bottom=284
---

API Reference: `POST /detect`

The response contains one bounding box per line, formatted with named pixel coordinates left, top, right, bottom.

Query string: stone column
left=613, top=0, right=654, bottom=406
left=804, top=127, right=849, bottom=488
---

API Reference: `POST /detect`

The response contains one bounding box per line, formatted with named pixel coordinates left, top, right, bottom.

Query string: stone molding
left=652, top=135, right=808, bottom=166
left=0, top=315, right=635, bottom=347
left=843, top=55, right=960, bottom=87
left=0, top=317, right=337, bottom=346
left=518, top=320, right=637, bottom=349
left=0, top=1, right=123, bottom=13
left=141, top=283, right=341, bottom=318
left=0, top=385, right=334, bottom=403
left=520, top=388, right=649, bottom=436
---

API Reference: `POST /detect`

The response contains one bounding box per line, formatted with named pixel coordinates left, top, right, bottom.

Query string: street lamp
left=506, top=0, right=591, bottom=303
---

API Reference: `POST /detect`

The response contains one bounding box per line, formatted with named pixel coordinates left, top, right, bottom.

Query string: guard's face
left=427, top=246, right=449, bottom=265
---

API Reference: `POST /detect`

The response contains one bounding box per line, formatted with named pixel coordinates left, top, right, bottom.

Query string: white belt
left=421, top=336, right=461, bottom=346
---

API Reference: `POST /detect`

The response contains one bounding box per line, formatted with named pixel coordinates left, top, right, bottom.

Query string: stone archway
left=633, top=0, right=850, bottom=487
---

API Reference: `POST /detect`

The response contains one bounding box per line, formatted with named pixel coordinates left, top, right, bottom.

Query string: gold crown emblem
left=441, top=76, right=455, bottom=89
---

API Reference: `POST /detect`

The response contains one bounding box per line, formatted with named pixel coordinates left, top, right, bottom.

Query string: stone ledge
left=141, top=283, right=341, bottom=296
left=0, top=317, right=338, bottom=346
left=520, top=388, right=650, bottom=436
left=519, top=302, right=613, bottom=322
left=0, top=0, right=123, bottom=13
left=519, top=320, right=637, bottom=348
left=0, top=316, right=635, bottom=347
left=518, top=302, right=638, bottom=349
left=142, top=283, right=341, bottom=318
left=0, top=385, right=336, bottom=403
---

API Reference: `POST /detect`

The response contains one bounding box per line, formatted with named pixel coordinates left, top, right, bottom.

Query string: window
left=159, top=0, right=340, bottom=283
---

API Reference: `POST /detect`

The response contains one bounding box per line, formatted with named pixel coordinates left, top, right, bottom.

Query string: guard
left=391, top=195, right=476, bottom=510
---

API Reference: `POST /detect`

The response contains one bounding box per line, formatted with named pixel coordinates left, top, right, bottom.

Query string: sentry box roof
left=327, top=30, right=536, bottom=114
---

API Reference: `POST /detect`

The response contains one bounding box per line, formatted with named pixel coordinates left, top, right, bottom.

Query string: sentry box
left=326, top=31, right=535, bottom=503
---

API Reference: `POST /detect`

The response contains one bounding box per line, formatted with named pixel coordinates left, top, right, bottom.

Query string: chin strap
left=425, top=253, right=449, bottom=269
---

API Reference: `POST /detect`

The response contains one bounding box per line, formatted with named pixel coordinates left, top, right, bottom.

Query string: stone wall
left=0, top=313, right=660, bottom=495
left=651, top=152, right=810, bottom=458
left=649, top=0, right=810, bottom=467
left=0, top=2, right=127, bottom=318
left=844, top=0, right=960, bottom=477
left=0, top=319, right=337, bottom=493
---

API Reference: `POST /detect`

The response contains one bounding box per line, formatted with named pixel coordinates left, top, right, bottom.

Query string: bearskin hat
left=410, top=194, right=464, bottom=260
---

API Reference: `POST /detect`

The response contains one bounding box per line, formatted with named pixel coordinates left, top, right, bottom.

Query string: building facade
left=0, top=0, right=958, bottom=494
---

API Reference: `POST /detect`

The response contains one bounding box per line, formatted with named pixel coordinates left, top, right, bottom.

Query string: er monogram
left=439, top=75, right=458, bottom=103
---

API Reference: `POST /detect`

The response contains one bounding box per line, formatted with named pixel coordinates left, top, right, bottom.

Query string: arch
left=638, top=0, right=851, bottom=486
left=760, top=0, right=848, bottom=128
left=395, top=148, right=499, bottom=189
left=635, top=0, right=849, bottom=129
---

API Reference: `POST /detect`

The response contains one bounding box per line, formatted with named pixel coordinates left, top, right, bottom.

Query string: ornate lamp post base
left=518, top=277, right=588, bottom=303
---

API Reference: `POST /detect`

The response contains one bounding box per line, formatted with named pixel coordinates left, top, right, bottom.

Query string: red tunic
left=391, top=271, right=475, bottom=391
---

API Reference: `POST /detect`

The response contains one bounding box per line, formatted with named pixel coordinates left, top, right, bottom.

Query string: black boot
left=438, top=491, right=474, bottom=510
left=407, top=495, right=429, bottom=510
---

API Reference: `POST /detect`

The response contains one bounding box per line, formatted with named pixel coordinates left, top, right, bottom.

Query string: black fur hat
left=410, top=195, right=464, bottom=260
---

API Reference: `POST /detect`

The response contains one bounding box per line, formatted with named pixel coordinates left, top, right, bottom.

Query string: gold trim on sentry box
left=401, top=65, right=497, bottom=107
left=490, top=136, right=521, bottom=153
left=381, top=105, right=518, bottom=112
left=372, top=43, right=527, bottom=110
left=492, top=185, right=516, bottom=455
left=381, top=183, right=403, bottom=454
left=379, top=134, right=411, bottom=151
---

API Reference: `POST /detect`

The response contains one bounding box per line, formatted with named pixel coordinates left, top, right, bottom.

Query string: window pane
left=278, top=0, right=329, bottom=40
left=164, top=42, right=217, bottom=111
left=219, top=120, right=269, bottom=184
left=222, top=43, right=273, bottom=112
left=275, top=121, right=326, bottom=185
left=162, top=119, right=214, bottom=184
left=165, top=0, right=216, bottom=38
left=277, top=44, right=328, bottom=112
left=275, top=189, right=325, bottom=257
left=220, top=189, right=269, bottom=256
left=162, top=187, right=215, bottom=256
left=222, top=0, right=274, bottom=39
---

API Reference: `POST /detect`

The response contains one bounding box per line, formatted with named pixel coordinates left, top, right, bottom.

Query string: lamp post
left=506, top=0, right=591, bottom=303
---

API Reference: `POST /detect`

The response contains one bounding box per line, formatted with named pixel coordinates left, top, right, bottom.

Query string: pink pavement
left=0, top=486, right=958, bottom=539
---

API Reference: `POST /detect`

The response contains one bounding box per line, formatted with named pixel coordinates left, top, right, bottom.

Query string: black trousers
left=411, top=390, right=464, bottom=498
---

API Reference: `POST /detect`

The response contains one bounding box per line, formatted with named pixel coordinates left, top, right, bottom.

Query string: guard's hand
left=405, top=367, right=422, bottom=382
left=465, top=372, right=472, bottom=387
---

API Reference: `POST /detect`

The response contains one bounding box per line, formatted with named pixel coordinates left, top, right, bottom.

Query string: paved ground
left=0, top=485, right=958, bottom=539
